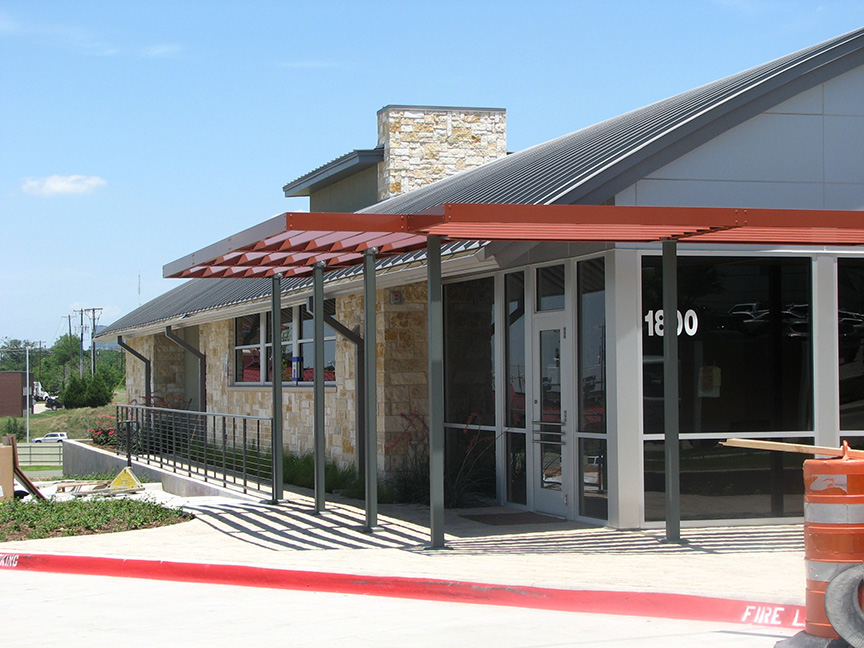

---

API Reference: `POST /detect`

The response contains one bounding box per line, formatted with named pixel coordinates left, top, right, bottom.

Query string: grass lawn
left=6, top=389, right=127, bottom=442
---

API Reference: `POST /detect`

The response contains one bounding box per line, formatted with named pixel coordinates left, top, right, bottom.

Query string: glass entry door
left=532, top=316, right=570, bottom=517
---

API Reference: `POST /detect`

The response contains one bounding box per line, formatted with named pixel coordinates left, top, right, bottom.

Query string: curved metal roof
left=100, top=27, right=864, bottom=338
left=360, top=27, right=864, bottom=215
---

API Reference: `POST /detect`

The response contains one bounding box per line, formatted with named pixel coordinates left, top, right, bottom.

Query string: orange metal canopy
left=163, top=203, right=864, bottom=279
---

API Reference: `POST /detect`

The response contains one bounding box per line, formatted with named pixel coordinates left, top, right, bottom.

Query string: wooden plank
left=722, top=438, right=864, bottom=458
left=3, top=435, right=47, bottom=500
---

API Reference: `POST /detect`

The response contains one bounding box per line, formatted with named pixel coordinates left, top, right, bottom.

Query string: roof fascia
left=113, top=247, right=496, bottom=339
left=558, top=43, right=864, bottom=206
left=282, top=148, right=384, bottom=197
left=163, top=214, right=289, bottom=279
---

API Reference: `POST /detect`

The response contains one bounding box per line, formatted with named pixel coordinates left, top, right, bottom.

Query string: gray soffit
left=359, top=27, right=864, bottom=215
left=282, top=147, right=384, bottom=197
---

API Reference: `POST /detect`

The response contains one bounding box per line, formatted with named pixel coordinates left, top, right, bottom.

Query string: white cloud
left=22, top=175, right=107, bottom=196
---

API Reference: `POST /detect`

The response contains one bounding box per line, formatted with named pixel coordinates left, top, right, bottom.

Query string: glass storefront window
left=641, top=256, right=813, bottom=434
left=578, top=258, right=606, bottom=433
left=266, top=308, right=293, bottom=343
left=579, top=438, right=607, bottom=520
left=298, top=340, right=336, bottom=382
left=235, top=314, right=261, bottom=347
left=505, top=272, right=526, bottom=429
left=445, top=424, right=497, bottom=505
left=536, top=265, right=565, bottom=311
left=233, top=301, right=336, bottom=385
left=838, top=259, right=864, bottom=430
left=506, top=431, right=527, bottom=504
left=235, top=348, right=261, bottom=383
left=444, top=277, right=495, bottom=426
left=643, top=438, right=807, bottom=521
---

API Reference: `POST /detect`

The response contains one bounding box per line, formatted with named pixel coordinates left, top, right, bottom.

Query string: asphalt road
left=6, top=570, right=795, bottom=647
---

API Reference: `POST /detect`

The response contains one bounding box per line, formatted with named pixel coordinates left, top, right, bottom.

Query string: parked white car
left=32, top=432, right=67, bottom=443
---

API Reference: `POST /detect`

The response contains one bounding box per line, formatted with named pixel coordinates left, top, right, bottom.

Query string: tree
left=85, top=371, right=114, bottom=407
left=61, top=375, right=87, bottom=409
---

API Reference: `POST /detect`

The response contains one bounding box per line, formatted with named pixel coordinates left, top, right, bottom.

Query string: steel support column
left=662, top=239, right=681, bottom=542
left=164, top=326, right=206, bottom=412
left=117, top=336, right=152, bottom=407
left=313, top=263, right=326, bottom=513
left=363, top=249, right=378, bottom=530
left=427, top=236, right=446, bottom=548
left=270, top=274, right=284, bottom=503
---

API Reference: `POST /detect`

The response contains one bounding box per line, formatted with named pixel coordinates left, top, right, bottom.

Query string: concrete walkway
left=0, top=482, right=809, bottom=635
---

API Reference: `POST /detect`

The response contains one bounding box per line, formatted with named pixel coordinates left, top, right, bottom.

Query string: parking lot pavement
left=5, top=569, right=796, bottom=647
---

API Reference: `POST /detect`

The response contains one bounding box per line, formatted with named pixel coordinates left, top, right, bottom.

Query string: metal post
left=363, top=249, right=378, bottom=531
left=164, top=326, right=206, bottom=412
left=270, top=274, right=284, bottom=502
left=117, top=336, right=151, bottom=406
left=25, top=345, right=30, bottom=442
left=427, top=236, right=446, bottom=548
left=662, top=238, right=681, bottom=542
left=313, top=263, right=326, bottom=513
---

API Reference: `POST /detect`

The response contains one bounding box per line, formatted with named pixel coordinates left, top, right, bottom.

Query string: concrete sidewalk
left=0, top=483, right=808, bottom=631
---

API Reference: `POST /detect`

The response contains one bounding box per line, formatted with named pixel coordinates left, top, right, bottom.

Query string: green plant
left=89, top=427, right=117, bottom=446
left=61, top=372, right=114, bottom=410
left=2, top=417, right=26, bottom=442
left=282, top=451, right=361, bottom=493
left=0, top=497, right=190, bottom=541
left=384, top=410, right=497, bottom=508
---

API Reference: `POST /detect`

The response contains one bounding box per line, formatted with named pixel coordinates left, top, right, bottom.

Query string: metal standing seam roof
left=360, top=26, right=864, bottom=215
left=99, top=27, right=864, bottom=338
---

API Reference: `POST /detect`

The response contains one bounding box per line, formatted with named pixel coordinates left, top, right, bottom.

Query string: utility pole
left=66, top=315, right=74, bottom=388
left=25, top=344, right=30, bottom=442
left=75, top=309, right=85, bottom=377
left=85, top=308, right=102, bottom=376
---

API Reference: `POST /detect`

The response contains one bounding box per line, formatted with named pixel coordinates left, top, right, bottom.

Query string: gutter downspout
left=117, top=336, right=152, bottom=406
left=165, top=326, right=206, bottom=412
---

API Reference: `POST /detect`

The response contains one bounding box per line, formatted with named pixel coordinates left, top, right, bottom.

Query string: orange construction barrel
left=803, top=444, right=864, bottom=639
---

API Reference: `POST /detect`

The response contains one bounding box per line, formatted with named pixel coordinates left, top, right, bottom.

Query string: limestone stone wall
left=377, top=106, right=506, bottom=201
left=123, top=334, right=185, bottom=407
left=120, top=279, right=431, bottom=478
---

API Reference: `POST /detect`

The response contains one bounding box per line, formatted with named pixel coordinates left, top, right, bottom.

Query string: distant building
left=0, top=372, right=31, bottom=418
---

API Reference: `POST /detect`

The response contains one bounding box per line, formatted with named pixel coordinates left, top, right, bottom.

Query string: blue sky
left=3, top=0, right=864, bottom=346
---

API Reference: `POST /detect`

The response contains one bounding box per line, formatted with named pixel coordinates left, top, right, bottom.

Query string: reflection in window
left=641, top=257, right=812, bottom=434
left=444, top=278, right=495, bottom=426
left=839, top=260, right=864, bottom=430
left=536, top=265, right=565, bottom=311
left=578, top=258, right=606, bottom=433
left=233, top=301, right=336, bottom=384
left=643, top=438, right=806, bottom=521
left=506, top=432, right=527, bottom=504
left=505, top=272, right=526, bottom=429
left=579, top=438, right=607, bottom=520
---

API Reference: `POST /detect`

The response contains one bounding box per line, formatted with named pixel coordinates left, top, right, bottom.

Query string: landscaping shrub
left=2, top=417, right=26, bottom=442
left=61, top=372, right=114, bottom=409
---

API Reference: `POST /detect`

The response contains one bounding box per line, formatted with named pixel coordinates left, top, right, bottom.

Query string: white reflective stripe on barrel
left=805, top=502, right=864, bottom=524
left=809, top=474, right=848, bottom=492
left=806, top=560, right=858, bottom=583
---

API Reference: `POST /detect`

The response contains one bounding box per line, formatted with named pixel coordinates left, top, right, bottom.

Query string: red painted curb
left=0, top=552, right=805, bottom=629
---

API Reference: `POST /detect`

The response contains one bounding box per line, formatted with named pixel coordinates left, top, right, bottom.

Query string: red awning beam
left=164, top=203, right=864, bottom=280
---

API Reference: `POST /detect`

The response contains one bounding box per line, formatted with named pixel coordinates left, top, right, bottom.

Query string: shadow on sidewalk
left=184, top=494, right=804, bottom=556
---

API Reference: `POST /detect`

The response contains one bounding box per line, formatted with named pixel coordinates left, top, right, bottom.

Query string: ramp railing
left=114, top=404, right=273, bottom=496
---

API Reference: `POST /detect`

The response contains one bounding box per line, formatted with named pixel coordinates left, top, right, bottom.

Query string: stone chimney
left=376, top=105, right=506, bottom=201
